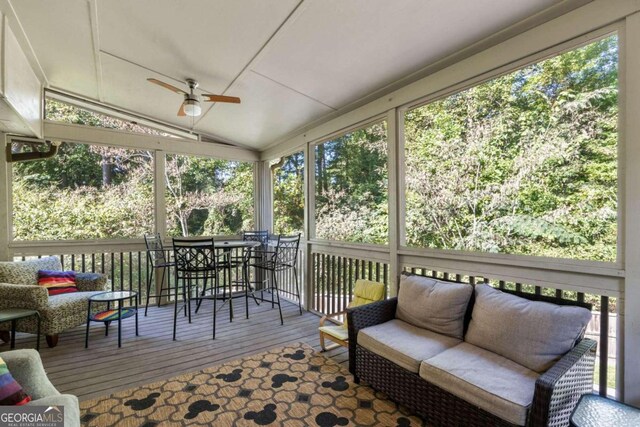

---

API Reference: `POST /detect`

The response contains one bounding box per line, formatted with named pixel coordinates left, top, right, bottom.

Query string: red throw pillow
left=38, top=270, right=78, bottom=296
left=0, top=357, right=31, bottom=405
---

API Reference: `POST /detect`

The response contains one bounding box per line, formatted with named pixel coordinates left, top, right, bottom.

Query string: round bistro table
left=85, top=291, right=139, bottom=348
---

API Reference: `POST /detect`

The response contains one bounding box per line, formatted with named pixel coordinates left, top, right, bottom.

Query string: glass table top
left=90, top=291, right=138, bottom=301
left=571, top=394, right=640, bottom=427
left=0, top=308, right=38, bottom=321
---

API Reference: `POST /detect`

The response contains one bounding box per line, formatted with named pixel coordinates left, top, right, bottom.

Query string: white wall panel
left=11, top=0, right=98, bottom=98
left=3, top=23, right=42, bottom=137
left=196, top=71, right=333, bottom=148
left=253, top=0, right=559, bottom=109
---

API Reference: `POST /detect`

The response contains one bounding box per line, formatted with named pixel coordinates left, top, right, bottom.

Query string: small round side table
left=0, top=309, right=40, bottom=351
left=85, top=291, right=138, bottom=348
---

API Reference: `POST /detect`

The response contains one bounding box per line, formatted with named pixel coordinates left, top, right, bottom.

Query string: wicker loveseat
left=0, top=257, right=107, bottom=348
left=347, top=273, right=597, bottom=427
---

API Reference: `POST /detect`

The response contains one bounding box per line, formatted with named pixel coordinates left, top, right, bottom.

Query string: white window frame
left=397, top=25, right=623, bottom=272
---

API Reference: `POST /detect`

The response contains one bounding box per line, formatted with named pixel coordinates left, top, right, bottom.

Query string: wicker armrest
left=0, top=283, right=49, bottom=311
left=529, top=338, right=597, bottom=427
left=346, top=298, right=397, bottom=375
left=75, top=273, right=108, bottom=292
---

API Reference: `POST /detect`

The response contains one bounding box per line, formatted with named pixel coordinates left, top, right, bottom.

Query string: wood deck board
left=2, top=300, right=348, bottom=401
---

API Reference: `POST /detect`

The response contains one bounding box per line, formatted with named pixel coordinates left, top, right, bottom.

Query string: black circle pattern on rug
left=80, top=343, right=425, bottom=426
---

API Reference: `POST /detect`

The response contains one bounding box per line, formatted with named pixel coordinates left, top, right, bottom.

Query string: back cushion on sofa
left=396, top=274, right=473, bottom=339
left=0, top=257, right=63, bottom=286
left=465, top=284, right=592, bottom=373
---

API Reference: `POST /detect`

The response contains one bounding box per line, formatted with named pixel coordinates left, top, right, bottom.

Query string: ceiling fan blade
left=202, top=94, right=241, bottom=104
left=178, top=103, right=186, bottom=117
left=148, top=78, right=187, bottom=95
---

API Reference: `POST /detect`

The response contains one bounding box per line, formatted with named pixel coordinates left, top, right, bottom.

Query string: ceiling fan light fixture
left=183, top=99, right=201, bottom=117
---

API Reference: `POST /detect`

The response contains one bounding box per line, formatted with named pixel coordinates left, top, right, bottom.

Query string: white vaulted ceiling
left=4, top=0, right=577, bottom=150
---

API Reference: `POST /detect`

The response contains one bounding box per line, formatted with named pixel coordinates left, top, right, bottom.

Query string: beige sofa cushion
left=420, top=342, right=539, bottom=426
left=466, top=284, right=592, bottom=373
left=396, top=274, right=473, bottom=339
left=358, top=319, right=461, bottom=373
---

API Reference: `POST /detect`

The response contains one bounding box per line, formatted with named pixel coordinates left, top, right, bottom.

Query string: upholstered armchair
left=0, top=256, right=107, bottom=348
left=1, top=349, right=80, bottom=426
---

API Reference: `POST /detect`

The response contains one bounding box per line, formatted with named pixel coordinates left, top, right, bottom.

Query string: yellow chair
left=319, top=279, right=385, bottom=351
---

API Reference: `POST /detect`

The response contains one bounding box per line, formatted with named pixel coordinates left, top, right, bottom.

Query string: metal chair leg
left=213, top=274, right=218, bottom=340
left=196, top=275, right=208, bottom=313
left=85, top=301, right=91, bottom=349
left=294, top=265, right=302, bottom=315
left=271, top=270, right=275, bottom=309
left=144, top=267, right=154, bottom=316
left=227, top=261, right=233, bottom=322
left=186, top=277, right=192, bottom=324
left=244, top=264, right=250, bottom=319
left=173, top=280, right=179, bottom=341
left=273, top=272, right=284, bottom=325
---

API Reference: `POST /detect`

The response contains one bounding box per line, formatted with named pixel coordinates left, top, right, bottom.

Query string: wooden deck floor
left=2, top=299, right=347, bottom=401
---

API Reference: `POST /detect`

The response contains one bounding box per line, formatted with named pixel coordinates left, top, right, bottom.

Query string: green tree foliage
left=165, top=155, right=254, bottom=237
left=315, top=122, right=388, bottom=244
left=404, top=35, right=618, bottom=261
left=273, top=152, right=304, bottom=235
left=13, top=142, right=155, bottom=240
left=12, top=100, right=254, bottom=240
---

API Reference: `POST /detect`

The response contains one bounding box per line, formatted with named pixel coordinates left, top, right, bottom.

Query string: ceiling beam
left=87, top=0, right=104, bottom=102
left=44, top=121, right=260, bottom=162
left=194, top=0, right=307, bottom=126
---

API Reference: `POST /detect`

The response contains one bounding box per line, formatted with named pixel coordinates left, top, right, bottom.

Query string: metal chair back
left=172, top=238, right=219, bottom=278
left=274, top=233, right=301, bottom=269
left=243, top=230, right=269, bottom=248
left=243, top=230, right=269, bottom=263
left=144, top=233, right=171, bottom=267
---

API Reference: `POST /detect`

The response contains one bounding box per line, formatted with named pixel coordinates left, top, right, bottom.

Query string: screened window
left=403, top=35, right=618, bottom=261
left=315, top=121, right=388, bottom=244
left=45, top=98, right=175, bottom=137
left=165, top=155, right=254, bottom=236
left=273, top=151, right=304, bottom=235
left=12, top=143, right=154, bottom=240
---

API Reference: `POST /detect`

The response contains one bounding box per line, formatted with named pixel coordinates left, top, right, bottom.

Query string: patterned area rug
left=80, top=342, right=424, bottom=426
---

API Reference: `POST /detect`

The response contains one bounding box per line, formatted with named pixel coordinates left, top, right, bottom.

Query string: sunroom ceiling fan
left=147, top=78, right=241, bottom=117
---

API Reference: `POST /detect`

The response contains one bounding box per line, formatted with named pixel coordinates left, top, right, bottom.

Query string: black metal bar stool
left=144, top=233, right=176, bottom=316
left=172, top=237, right=228, bottom=340
left=233, top=230, right=269, bottom=316
left=249, top=233, right=303, bottom=325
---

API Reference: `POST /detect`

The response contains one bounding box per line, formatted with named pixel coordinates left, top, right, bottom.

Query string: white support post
left=154, top=151, right=166, bottom=238
left=154, top=151, right=167, bottom=302
left=254, top=161, right=261, bottom=230
left=622, top=11, right=640, bottom=406
left=304, top=143, right=314, bottom=311
left=0, top=134, right=9, bottom=261
left=387, top=109, right=400, bottom=297
left=255, top=161, right=272, bottom=233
